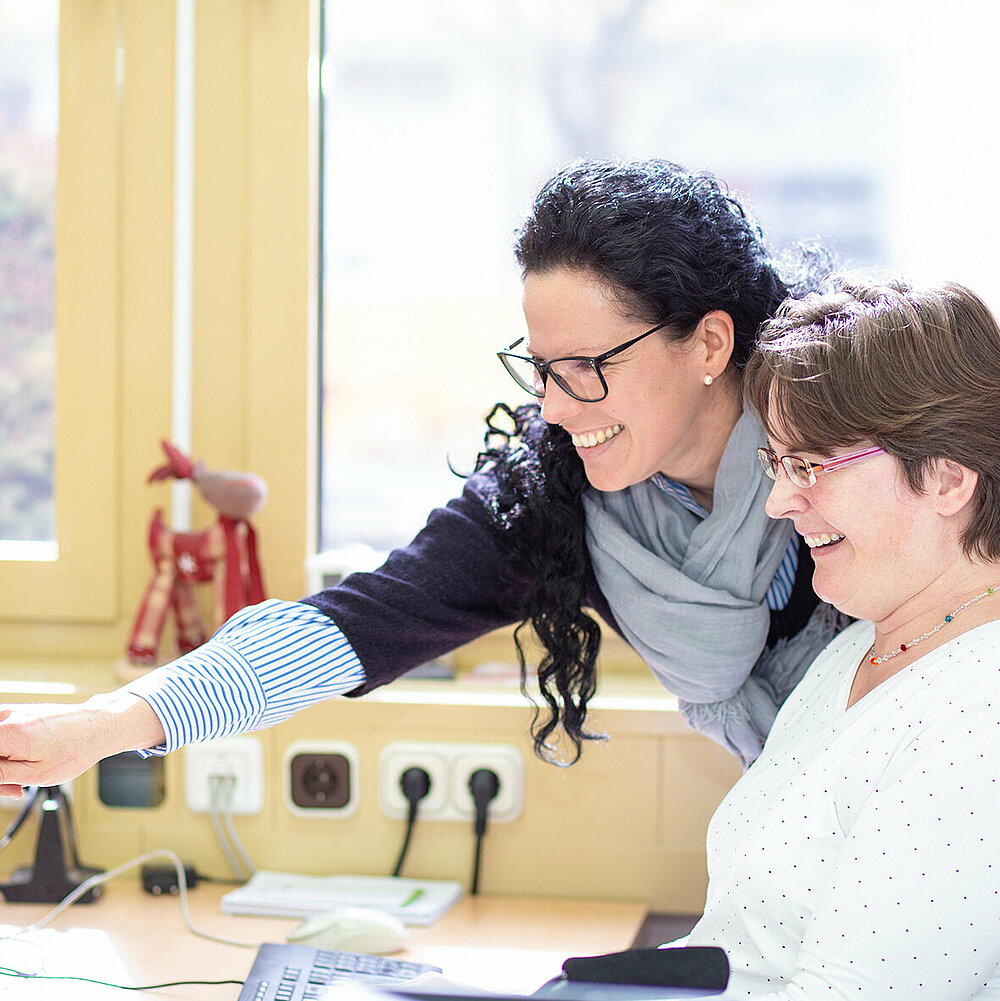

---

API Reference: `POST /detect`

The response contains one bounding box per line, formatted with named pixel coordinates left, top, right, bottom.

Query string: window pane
left=0, top=1, right=58, bottom=546
left=319, top=0, right=998, bottom=553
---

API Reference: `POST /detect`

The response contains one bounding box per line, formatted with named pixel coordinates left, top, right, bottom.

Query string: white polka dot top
left=686, top=618, right=1000, bottom=999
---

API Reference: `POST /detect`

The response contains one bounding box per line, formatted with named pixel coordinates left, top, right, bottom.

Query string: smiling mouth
left=570, top=424, right=623, bottom=448
left=803, top=532, right=845, bottom=549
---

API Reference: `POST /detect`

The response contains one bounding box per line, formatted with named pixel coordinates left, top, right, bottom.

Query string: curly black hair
left=515, top=158, right=804, bottom=364
left=476, top=402, right=595, bottom=764
left=479, top=158, right=819, bottom=764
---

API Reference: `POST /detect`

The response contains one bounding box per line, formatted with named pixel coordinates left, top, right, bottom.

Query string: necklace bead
left=869, top=585, right=1000, bottom=666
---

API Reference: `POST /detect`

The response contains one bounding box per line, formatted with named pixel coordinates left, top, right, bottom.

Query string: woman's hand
left=0, top=691, right=165, bottom=797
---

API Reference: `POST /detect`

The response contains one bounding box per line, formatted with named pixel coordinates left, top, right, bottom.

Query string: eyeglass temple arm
left=820, top=446, right=885, bottom=472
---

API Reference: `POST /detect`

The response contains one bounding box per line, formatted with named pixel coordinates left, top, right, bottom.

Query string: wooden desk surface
left=0, top=882, right=647, bottom=1000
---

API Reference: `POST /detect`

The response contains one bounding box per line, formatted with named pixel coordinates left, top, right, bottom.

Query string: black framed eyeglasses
left=497, top=320, right=670, bottom=403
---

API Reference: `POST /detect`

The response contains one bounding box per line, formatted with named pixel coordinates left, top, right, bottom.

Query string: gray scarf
left=583, top=410, right=842, bottom=766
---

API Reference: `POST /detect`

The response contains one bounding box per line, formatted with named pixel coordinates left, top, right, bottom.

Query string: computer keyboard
left=239, top=943, right=442, bottom=1001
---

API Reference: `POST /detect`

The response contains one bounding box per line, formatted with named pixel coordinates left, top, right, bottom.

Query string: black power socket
left=288, top=752, right=352, bottom=809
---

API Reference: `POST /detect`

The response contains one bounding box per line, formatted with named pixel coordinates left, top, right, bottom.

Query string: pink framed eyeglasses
left=756, top=445, right=887, bottom=488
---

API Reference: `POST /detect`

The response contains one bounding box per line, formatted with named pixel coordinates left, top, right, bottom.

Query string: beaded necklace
left=868, top=585, right=998, bottom=666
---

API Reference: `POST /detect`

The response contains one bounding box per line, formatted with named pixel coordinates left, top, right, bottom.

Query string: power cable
left=0, top=848, right=258, bottom=948
left=391, top=767, right=431, bottom=877
left=468, top=768, right=500, bottom=895
left=0, top=786, right=40, bottom=854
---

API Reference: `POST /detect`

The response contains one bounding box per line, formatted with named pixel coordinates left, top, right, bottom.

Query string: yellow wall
left=0, top=1, right=739, bottom=912
left=0, top=665, right=741, bottom=913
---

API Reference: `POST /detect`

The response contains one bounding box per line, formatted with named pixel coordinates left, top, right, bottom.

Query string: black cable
left=0, top=785, right=40, bottom=854
left=469, top=768, right=500, bottom=896
left=391, top=767, right=431, bottom=878
left=196, top=873, right=245, bottom=885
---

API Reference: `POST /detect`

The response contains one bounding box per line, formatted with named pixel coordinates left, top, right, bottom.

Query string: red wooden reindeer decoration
left=121, top=441, right=268, bottom=670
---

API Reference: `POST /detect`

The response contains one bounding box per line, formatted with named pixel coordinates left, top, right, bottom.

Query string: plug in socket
left=451, top=745, right=522, bottom=823
left=378, top=742, right=451, bottom=820
left=284, top=740, right=359, bottom=817
left=379, top=741, right=522, bottom=822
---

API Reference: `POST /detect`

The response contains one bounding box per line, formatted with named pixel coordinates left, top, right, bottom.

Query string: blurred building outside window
left=319, top=0, right=1000, bottom=562
left=318, top=0, right=935, bottom=563
left=0, top=1, right=58, bottom=555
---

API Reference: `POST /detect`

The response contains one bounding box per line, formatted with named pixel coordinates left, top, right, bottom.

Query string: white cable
left=209, top=774, right=247, bottom=881
left=1, top=849, right=257, bottom=949
left=222, top=811, right=257, bottom=879
left=220, top=783, right=257, bottom=880
left=210, top=773, right=257, bottom=879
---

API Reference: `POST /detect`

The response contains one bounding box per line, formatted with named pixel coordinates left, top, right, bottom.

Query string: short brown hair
left=744, top=276, right=1000, bottom=561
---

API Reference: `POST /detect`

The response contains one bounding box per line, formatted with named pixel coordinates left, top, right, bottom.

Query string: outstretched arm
left=0, top=689, right=165, bottom=796
left=0, top=469, right=533, bottom=794
left=305, top=470, right=530, bottom=693
left=0, top=598, right=366, bottom=794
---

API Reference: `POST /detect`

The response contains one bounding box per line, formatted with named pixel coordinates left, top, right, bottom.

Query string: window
left=0, top=2, right=58, bottom=552
left=317, top=0, right=999, bottom=555
left=0, top=1, right=120, bottom=621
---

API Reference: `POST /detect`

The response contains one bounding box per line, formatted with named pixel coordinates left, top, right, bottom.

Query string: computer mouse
left=286, top=907, right=410, bottom=954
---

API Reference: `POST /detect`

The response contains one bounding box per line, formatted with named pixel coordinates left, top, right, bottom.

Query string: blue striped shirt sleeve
left=128, top=598, right=365, bottom=755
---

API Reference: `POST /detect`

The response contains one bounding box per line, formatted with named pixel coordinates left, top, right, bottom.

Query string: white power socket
left=184, top=736, right=264, bottom=815
left=450, top=745, right=522, bottom=822
left=378, top=742, right=452, bottom=819
left=378, top=741, right=523, bottom=822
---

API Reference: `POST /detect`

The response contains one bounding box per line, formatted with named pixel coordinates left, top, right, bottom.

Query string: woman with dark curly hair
left=0, top=159, right=843, bottom=794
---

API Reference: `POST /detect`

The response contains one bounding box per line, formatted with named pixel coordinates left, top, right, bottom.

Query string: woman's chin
left=811, top=574, right=864, bottom=621
left=584, top=467, right=634, bottom=493
left=581, top=454, right=644, bottom=494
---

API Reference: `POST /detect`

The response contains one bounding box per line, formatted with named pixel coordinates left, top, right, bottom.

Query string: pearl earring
left=703, top=374, right=714, bottom=386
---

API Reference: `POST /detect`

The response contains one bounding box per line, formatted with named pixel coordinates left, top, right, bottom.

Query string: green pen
left=401, top=888, right=425, bottom=907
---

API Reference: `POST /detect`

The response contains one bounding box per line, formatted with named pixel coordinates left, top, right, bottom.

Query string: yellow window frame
left=0, top=2, right=120, bottom=622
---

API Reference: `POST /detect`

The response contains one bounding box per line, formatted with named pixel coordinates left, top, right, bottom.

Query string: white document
left=221, top=870, right=463, bottom=925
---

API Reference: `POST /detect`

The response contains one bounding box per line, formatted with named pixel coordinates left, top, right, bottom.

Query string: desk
left=0, top=883, right=646, bottom=1000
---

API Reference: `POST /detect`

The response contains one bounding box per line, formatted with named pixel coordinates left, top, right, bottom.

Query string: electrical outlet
left=378, top=741, right=523, bottom=822
left=451, top=745, right=523, bottom=823
left=184, top=736, right=264, bottom=815
left=284, top=740, right=359, bottom=816
left=378, top=742, right=451, bottom=820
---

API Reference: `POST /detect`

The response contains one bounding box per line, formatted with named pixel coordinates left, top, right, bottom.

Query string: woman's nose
left=764, top=466, right=807, bottom=520
left=540, top=379, right=584, bottom=426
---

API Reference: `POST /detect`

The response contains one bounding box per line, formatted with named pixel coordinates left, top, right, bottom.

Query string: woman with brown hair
left=685, top=277, right=1000, bottom=997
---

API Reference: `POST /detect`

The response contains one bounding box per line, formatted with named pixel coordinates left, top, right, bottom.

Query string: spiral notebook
left=221, top=871, right=463, bottom=925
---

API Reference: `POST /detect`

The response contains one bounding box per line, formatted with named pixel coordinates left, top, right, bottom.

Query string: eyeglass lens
left=499, top=354, right=545, bottom=395
left=501, top=354, right=606, bottom=402
left=757, top=449, right=815, bottom=488
left=757, top=450, right=775, bottom=477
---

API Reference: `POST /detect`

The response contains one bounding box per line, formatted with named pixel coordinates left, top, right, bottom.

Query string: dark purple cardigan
left=302, top=469, right=818, bottom=698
